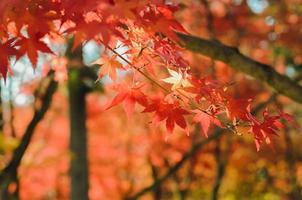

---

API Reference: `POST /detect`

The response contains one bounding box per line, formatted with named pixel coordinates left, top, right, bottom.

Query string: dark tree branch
left=210, top=136, right=232, bottom=200
left=176, top=33, right=302, bottom=104
left=126, top=130, right=224, bottom=200
left=211, top=140, right=223, bottom=200
left=148, top=157, right=162, bottom=200
left=0, top=72, right=58, bottom=198
left=9, top=85, right=16, bottom=138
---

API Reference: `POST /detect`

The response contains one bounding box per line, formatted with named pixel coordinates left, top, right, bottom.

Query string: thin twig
left=102, top=41, right=225, bottom=122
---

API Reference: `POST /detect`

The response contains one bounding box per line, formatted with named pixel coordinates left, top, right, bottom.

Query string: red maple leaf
left=226, top=98, right=252, bottom=123
left=248, top=109, right=292, bottom=151
left=16, top=35, right=53, bottom=67
left=65, top=20, right=124, bottom=50
left=139, top=4, right=187, bottom=42
left=192, top=110, right=222, bottom=137
left=106, top=83, right=148, bottom=118
left=143, top=98, right=189, bottom=134
left=153, top=39, right=189, bottom=68
left=0, top=38, right=18, bottom=79
left=186, top=76, right=225, bottom=104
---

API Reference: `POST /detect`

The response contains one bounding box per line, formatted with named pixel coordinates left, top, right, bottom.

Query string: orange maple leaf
left=192, top=110, right=222, bottom=137
left=94, top=55, right=124, bottom=81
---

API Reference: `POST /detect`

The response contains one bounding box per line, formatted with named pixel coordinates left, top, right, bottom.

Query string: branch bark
left=0, top=72, right=57, bottom=199
left=176, top=33, right=302, bottom=104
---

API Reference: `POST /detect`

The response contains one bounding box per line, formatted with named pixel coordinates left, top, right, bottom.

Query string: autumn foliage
left=0, top=0, right=293, bottom=150
left=0, top=0, right=301, bottom=199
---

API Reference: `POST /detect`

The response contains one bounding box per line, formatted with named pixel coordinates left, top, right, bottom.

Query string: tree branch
left=0, top=72, right=58, bottom=198
left=210, top=136, right=232, bottom=200
left=176, top=32, right=302, bottom=104
left=126, top=130, right=224, bottom=200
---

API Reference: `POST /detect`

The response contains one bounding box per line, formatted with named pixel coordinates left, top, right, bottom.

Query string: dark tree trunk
left=68, top=68, right=89, bottom=200
left=66, top=38, right=100, bottom=200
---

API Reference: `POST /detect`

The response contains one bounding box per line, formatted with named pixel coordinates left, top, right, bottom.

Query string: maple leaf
left=16, top=36, right=53, bottom=67
left=186, top=76, right=224, bottom=103
left=248, top=109, right=292, bottom=151
left=106, top=83, right=148, bottom=118
left=100, top=0, right=143, bottom=20
left=143, top=98, right=189, bottom=134
left=226, top=98, right=252, bottom=123
left=6, top=0, right=61, bottom=40
left=139, top=4, right=187, bottom=42
left=0, top=38, right=18, bottom=79
left=192, top=110, right=222, bottom=137
left=162, top=69, right=191, bottom=90
left=66, top=20, right=124, bottom=50
left=153, top=39, right=189, bottom=68
left=94, top=55, right=124, bottom=81
left=60, top=0, right=100, bottom=23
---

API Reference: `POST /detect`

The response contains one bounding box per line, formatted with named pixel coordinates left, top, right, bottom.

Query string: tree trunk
left=68, top=68, right=89, bottom=200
